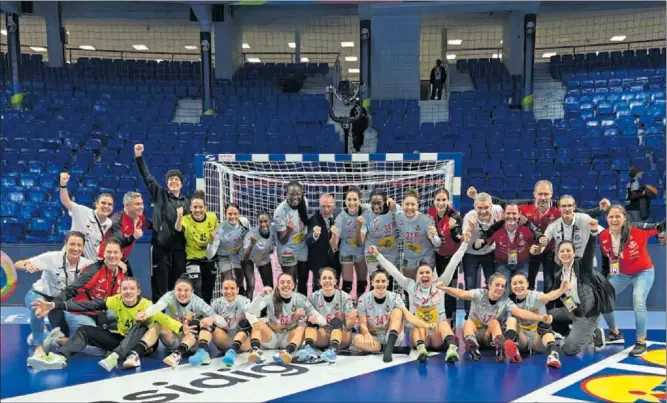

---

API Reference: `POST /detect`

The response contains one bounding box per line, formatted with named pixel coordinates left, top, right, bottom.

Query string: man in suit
left=306, top=193, right=341, bottom=292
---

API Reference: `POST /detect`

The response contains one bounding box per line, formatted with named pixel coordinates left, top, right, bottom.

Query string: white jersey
left=252, top=293, right=323, bottom=333
left=357, top=290, right=405, bottom=338
left=511, top=290, right=546, bottom=332
left=361, top=209, right=399, bottom=263
left=308, top=289, right=354, bottom=324
left=154, top=291, right=216, bottom=323
left=207, top=218, right=250, bottom=266
left=395, top=212, right=439, bottom=268
left=29, top=252, right=94, bottom=297
left=335, top=210, right=364, bottom=262
left=273, top=201, right=308, bottom=265
left=68, top=202, right=112, bottom=260
left=469, top=289, right=516, bottom=328
left=210, top=295, right=252, bottom=331
left=243, top=227, right=278, bottom=266
left=462, top=205, right=505, bottom=256
left=544, top=213, right=598, bottom=258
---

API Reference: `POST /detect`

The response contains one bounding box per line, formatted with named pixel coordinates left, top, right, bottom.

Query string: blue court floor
left=1, top=308, right=665, bottom=403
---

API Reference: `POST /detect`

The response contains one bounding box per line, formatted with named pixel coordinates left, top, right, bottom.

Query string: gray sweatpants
left=549, top=307, right=600, bottom=356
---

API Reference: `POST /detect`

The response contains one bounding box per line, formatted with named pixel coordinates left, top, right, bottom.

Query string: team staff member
left=134, top=143, right=190, bottom=302
left=174, top=190, right=218, bottom=300
left=600, top=206, right=665, bottom=357
left=59, top=173, right=113, bottom=260
left=306, top=194, right=341, bottom=290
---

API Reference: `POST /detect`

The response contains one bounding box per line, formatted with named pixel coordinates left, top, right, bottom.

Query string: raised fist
left=331, top=225, right=340, bottom=236
left=313, top=225, right=322, bottom=238
left=176, top=207, right=184, bottom=217
left=356, top=216, right=365, bottom=226
left=466, top=187, right=478, bottom=199
left=60, top=172, right=70, bottom=187
left=134, top=144, right=144, bottom=157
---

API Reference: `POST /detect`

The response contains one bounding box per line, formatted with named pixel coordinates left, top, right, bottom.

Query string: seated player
left=28, top=278, right=184, bottom=371
left=212, top=279, right=269, bottom=368
left=298, top=267, right=358, bottom=363
left=137, top=278, right=218, bottom=368
left=245, top=272, right=327, bottom=365
left=436, top=272, right=552, bottom=362
left=368, top=230, right=470, bottom=363
left=352, top=269, right=436, bottom=363
left=502, top=272, right=570, bottom=368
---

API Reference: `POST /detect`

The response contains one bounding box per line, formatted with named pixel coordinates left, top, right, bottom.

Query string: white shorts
left=403, top=254, right=436, bottom=271
left=340, top=252, right=364, bottom=264
left=277, top=248, right=307, bottom=267
left=519, top=330, right=546, bottom=354
left=262, top=331, right=291, bottom=350
left=365, top=254, right=399, bottom=274
left=216, top=255, right=240, bottom=273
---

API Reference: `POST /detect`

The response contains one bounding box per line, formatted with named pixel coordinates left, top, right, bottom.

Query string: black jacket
left=135, top=156, right=189, bottom=250
left=305, top=209, right=341, bottom=273
left=430, top=66, right=446, bottom=83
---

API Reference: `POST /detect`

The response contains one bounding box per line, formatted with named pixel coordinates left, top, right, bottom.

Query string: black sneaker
left=606, top=331, right=624, bottom=345
left=593, top=328, right=606, bottom=352
left=630, top=341, right=647, bottom=357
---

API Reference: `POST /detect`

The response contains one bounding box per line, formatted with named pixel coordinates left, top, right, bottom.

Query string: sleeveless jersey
left=511, top=290, right=545, bottom=332
left=308, top=289, right=354, bottom=324
left=361, top=209, right=399, bottom=263
left=157, top=291, right=216, bottom=322
left=396, top=212, right=437, bottom=268
left=469, top=289, right=516, bottom=328
left=210, top=295, right=252, bottom=331
left=357, top=290, right=405, bottom=337
left=243, top=227, right=278, bottom=266
left=335, top=210, right=364, bottom=262
left=260, top=293, right=319, bottom=333
left=181, top=212, right=218, bottom=260
left=273, top=201, right=308, bottom=264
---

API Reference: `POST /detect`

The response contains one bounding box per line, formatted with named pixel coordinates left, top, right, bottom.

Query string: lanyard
left=93, top=212, right=105, bottom=239
left=62, top=253, right=81, bottom=287
left=505, top=225, right=519, bottom=249
left=609, top=233, right=625, bottom=262
left=560, top=220, right=579, bottom=243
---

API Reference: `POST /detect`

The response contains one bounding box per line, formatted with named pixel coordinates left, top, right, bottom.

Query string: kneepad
left=537, top=321, right=553, bottom=336
left=328, top=317, right=343, bottom=330
left=238, top=318, right=252, bottom=334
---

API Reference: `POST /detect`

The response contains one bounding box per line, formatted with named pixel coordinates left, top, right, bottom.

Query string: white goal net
left=199, top=153, right=460, bottom=297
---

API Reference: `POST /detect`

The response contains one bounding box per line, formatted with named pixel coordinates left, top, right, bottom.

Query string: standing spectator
left=600, top=205, right=665, bottom=356
left=134, top=144, right=190, bottom=302
left=625, top=166, right=657, bottom=222
left=429, top=59, right=447, bottom=100
left=59, top=172, right=114, bottom=261
left=305, top=193, right=341, bottom=292
left=98, top=192, right=149, bottom=277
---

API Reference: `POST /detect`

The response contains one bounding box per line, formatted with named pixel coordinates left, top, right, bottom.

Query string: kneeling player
left=352, top=269, right=436, bottom=363
left=437, top=273, right=551, bottom=362
left=503, top=272, right=569, bottom=368
left=298, top=267, right=357, bottom=363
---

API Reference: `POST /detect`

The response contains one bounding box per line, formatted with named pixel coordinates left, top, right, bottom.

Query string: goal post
left=194, top=153, right=463, bottom=226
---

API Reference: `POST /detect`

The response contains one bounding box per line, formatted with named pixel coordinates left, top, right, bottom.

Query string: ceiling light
left=242, top=43, right=251, bottom=49
left=1, top=29, right=7, bottom=36
left=341, top=41, right=355, bottom=48
left=79, top=45, right=95, bottom=51
left=492, top=53, right=501, bottom=59
left=542, top=52, right=557, bottom=58
left=30, top=46, right=47, bottom=52
left=156, top=59, right=163, bottom=63
left=500, top=40, right=503, bottom=44
left=446, top=54, right=456, bottom=60
left=448, top=39, right=462, bottom=45
left=247, top=57, right=261, bottom=63
left=610, top=35, right=626, bottom=42
left=66, top=30, right=70, bottom=35
left=184, top=45, right=198, bottom=50
left=288, top=42, right=296, bottom=48
left=345, top=56, right=358, bottom=62
left=301, top=57, right=309, bottom=62
left=132, top=44, right=149, bottom=51
left=348, top=68, right=360, bottom=73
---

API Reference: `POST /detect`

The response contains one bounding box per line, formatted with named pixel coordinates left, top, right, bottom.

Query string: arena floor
left=1, top=309, right=664, bottom=403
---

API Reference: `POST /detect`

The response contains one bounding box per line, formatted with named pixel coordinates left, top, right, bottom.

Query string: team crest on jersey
left=334, top=303, right=339, bottom=310
left=415, top=225, right=420, bottom=231
left=292, top=304, right=297, bottom=312
left=385, top=304, right=391, bottom=313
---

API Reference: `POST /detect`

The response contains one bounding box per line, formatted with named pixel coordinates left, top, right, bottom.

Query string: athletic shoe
left=273, top=350, right=293, bottom=365
left=26, top=349, right=46, bottom=368
left=416, top=344, right=429, bottom=363
left=546, top=351, right=561, bottom=368
left=248, top=348, right=265, bottom=364
left=593, top=328, right=606, bottom=352
left=99, top=353, right=119, bottom=372
left=553, top=332, right=564, bottom=341
left=606, top=331, right=624, bottom=345
left=123, top=352, right=141, bottom=369
left=629, top=341, right=647, bottom=357
left=503, top=339, right=522, bottom=364
left=321, top=348, right=337, bottom=363
left=27, top=353, right=66, bottom=371
left=188, top=348, right=211, bottom=366
left=222, top=349, right=237, bottom=367
left=464, top=338, right=481, bottom=361
left=163, top=352, right=182, bottom=368
left=296, top=346, right=318, bottom=363
left=26, top=333, right=34, bottom=347
left=445, top=344, right=459, bottom=363
left=43, top=327, right=65, bottom=354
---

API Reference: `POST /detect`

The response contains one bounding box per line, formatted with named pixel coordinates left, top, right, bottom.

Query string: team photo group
left=17, top=143, right=666, bottom=374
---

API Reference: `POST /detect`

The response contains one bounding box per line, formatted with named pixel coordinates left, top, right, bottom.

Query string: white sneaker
left=26, top=333, right=34, bottom=346
left=27, top=353, right=67, bottom=371
left=123, top=352, right=141, bottom=369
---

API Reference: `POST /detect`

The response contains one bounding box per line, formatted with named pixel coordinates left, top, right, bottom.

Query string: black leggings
left=234, top=260, right=257, bottom=299
left=528, top=251, right=555, bottom=293
left=257, top=263, right=274, bottom=288
left=283, top=262, right=310, bottom=295
left=191, top=260, right=216, bottom=304
left=58, top=323, right=148, bottom=360
left=462, top=252, right=496, bottom=319
left=435, top=254, right=460, bottom=325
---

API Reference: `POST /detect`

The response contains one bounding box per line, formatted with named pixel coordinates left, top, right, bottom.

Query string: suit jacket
left=306, top=208, right=342, bottom=273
